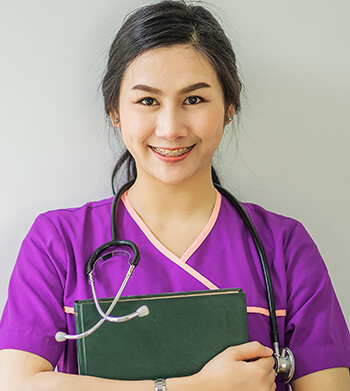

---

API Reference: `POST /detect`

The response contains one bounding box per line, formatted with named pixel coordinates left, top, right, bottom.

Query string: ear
left=109, top=111, right=120, bottom=128
left=225, top=104, right=235, bottom=125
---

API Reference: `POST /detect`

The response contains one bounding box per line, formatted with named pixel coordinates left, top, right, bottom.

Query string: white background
left=1, top=0, right=349, bottom=326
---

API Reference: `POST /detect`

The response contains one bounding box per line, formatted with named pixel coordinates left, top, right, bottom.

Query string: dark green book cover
left=74, top=288, right=248, bottom=380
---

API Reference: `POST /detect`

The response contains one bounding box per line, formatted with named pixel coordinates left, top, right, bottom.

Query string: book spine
left=74, top=303, right=88, bottom=375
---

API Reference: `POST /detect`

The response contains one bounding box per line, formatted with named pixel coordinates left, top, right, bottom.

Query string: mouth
left=150, top=145, right=194, bottom=157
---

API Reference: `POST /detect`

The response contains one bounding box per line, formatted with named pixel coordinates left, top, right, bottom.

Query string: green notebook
left=74, top=288, right=248, bottom=380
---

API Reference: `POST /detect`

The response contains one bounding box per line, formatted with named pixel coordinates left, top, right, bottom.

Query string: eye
left=138, top=97, right=158, bottom=106
left=184, top=96, right=203, bottom=105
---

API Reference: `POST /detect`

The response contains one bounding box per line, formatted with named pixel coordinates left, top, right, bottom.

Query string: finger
left=247, top=356, right=276, bottom=389
left=252, top=356, right=275, bottom=371
left=249, top=356, right=276, bottom=379
left=268, top=364, right=277, bottom=382
left=227, top=341, right=273, bottom=362
left=267, top=362, right=277, bottom=391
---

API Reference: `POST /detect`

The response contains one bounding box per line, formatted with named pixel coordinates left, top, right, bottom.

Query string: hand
left=193, top=341, right=276, bottom=391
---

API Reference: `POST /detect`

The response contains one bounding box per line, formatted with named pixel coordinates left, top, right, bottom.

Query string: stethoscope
left=55, top=180, right=295, bottom=384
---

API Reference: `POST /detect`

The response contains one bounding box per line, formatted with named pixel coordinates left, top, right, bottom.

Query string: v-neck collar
left=121, top=189, right=222, bottom=264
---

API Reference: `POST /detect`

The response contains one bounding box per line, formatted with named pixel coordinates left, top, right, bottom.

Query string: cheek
left=208, top=126, right=224, bottom=150
left=196, top=110, right=225, bottom=144
left=120, top=114, right=153, bottom=146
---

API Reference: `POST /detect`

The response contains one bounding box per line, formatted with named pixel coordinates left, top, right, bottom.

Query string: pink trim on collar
left=121, top=190, right=221, bottom=290
left=181, top=191, right=221, bottom=262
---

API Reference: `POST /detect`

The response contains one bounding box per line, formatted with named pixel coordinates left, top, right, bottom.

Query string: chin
left=139, top=161, right=210, bottom=187
left=155, top=176, right=189, bottom=186
left=154, top=169, right=205, bottom=187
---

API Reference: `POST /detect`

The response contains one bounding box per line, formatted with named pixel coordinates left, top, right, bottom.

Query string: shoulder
left=220, top=195, right=323, bottom=270
left=41, top=197, right=114, bottom=221
left=32, top=197, right=114, bottom=232
left=242, top=201, right=300, bottom=233
left=14, top=196, right=115, bottom=278
left=220, top=195, right=303, bottom=242
left=21, top=197, right=115, bottom=259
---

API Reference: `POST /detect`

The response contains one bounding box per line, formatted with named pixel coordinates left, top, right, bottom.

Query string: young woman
left=0, top=1, right=349, bottom=390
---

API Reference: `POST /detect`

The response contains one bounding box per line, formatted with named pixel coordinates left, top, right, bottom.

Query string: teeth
left=152, top=146, right=192, bottom=157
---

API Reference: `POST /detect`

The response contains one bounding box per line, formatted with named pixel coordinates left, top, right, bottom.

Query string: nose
left=154, top=105, right=188, bottom=141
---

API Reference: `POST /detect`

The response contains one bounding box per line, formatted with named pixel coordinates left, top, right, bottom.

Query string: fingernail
left=266, top=347, right=273, bottom=354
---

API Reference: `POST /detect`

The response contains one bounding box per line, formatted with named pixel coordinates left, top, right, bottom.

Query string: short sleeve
left=0, top=214, right=68, bottom=367
left=284, top=222, right=350, bottom=379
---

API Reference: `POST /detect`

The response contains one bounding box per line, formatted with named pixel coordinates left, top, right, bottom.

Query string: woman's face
left=114, top=44, right=233, bottom=186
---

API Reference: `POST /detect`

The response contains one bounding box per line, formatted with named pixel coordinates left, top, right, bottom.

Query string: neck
left=127, top=173, right=217, bottom=222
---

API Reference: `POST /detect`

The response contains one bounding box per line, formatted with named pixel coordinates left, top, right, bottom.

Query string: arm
left=0, top=349, right=153, bottom=391
left=291, top=367, right=350, bottom=391
left=0, top=342, right=276, bottom=391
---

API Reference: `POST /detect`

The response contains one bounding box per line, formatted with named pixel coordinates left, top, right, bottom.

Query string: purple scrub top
left=0, top=191, right=349, bottom=390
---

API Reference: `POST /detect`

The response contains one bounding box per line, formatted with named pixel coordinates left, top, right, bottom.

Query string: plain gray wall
left=1, top=0, right=349, bottom=327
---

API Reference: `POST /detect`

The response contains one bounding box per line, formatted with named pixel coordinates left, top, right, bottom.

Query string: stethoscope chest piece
left=274, top=346, right=295, bottom=384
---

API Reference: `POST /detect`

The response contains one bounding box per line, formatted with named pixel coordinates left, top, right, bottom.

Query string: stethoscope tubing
left=55, top=264, right=145, bottom=342
left=213, top=184, right=279, bottom=346
left=89, top=264, right=136, bottom=322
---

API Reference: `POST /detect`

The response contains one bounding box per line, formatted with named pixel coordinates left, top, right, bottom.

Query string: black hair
left=102, top=0, right=242, bottom=191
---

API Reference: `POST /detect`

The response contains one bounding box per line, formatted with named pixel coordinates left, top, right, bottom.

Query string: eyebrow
left=131, top=82, right=211, bottom=95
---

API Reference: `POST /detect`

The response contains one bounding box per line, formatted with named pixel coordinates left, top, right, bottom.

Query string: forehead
left=120, top=45, right=222, bottom=93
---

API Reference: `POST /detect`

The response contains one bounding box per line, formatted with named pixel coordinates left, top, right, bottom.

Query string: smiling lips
left=151, top=146, right=194, bottom=157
